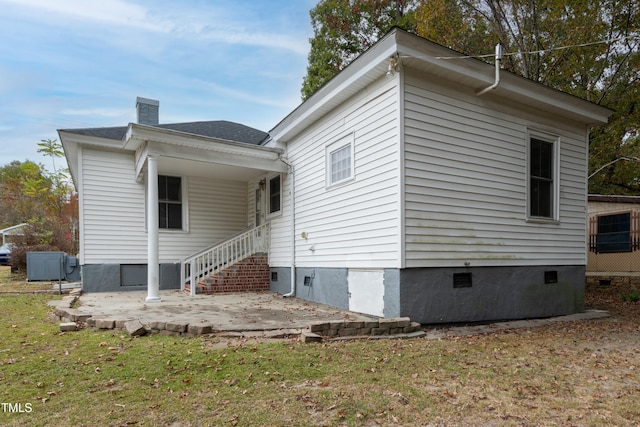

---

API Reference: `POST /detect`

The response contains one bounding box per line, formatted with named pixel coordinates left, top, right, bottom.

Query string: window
left=529, top=135, right=557, bottom=219
left=158, top=175, right=182, bottom=229
left=326, top=134, right=354, bottom=187
left=597, top=212, right=631, bottom=253
left=268, top=175, right=281, bottom=215
left=331, top=145, right=351, bottom=183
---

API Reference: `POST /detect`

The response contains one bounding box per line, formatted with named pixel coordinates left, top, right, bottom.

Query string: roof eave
left=124, top=123, right=284, bottom=156
left=270, top=30, right=399, bottom=142
left=270, top=28, right=612, bottom=143
left=58, top=129, right=125, bottom=188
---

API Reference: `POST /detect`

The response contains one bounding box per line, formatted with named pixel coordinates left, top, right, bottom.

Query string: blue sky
left=0, top=0, right=316, bottom=172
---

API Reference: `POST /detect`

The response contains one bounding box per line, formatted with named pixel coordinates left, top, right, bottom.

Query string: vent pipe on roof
left=136, top=97, right=160, bottom=125
left=476, top=44, right=502, bottom=96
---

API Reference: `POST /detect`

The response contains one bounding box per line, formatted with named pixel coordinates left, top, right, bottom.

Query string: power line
left=432, top=34, right=639, bottom=60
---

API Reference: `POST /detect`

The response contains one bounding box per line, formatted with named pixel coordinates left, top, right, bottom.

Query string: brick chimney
left=136, top=97, right=159, bottom=125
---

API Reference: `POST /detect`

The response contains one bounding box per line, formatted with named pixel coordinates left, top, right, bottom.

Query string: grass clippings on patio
left=0, top=275, right=639, bottom=426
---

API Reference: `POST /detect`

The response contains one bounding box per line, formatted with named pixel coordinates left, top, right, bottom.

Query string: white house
left=59, top=29, right=612, bottom=323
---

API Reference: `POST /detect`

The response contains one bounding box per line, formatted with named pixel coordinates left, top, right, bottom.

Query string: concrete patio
left=71, top=290, right=379, bottom=334
left=50, top=288, right=611, bottom=342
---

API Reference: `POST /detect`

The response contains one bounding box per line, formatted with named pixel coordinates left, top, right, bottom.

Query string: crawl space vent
left=453, top=272, right=472, bottom=288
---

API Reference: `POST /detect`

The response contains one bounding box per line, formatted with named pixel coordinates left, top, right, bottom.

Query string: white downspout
left=476, top=44, right=502, bottom=96
left=282, top=160, right=296, bottom=297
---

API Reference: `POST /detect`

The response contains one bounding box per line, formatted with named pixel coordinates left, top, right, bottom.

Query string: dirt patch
left=585, top=279, right=640, bottom=322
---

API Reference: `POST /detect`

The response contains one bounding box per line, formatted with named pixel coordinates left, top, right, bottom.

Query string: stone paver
left=66, top=290, right=377, bottom=336
left=53, top=289, right=610, bottom=341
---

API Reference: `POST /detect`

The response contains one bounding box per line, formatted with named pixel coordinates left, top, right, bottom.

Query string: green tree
left=302, top=0, right=419, bottom=99
left=304, top=0, right=639, bottom=194
left=37, top=138, right=70, bottom=216
left=415, top=0, right=489, bottom=55
left=420, top=0, right=639, bottom=194
left=0, top=139, right=78, bottom=268
left=0, top=160, right=52, bottom=227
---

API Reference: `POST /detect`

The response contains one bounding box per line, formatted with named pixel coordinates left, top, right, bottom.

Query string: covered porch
left=126, top=123, right=289, bottom=302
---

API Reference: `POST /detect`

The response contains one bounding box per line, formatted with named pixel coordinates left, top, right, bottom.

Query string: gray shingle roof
left=62, top=126, right=128, bottom=140
left=61, top=120, right=268, bottom=145
left=156, top=121, right=268, bottom=144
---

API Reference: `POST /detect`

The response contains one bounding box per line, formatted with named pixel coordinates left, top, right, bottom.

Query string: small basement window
left=453, top=272, right=472, bottom=288
left=544, top=271, right=558, bottom=284
left=120, top=264, right=147, bottom=287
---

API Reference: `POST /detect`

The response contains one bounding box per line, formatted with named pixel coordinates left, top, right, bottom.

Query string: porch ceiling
left=157, top=157, right=269, bottom=181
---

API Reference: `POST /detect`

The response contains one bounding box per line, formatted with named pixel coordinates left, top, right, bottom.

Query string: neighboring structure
left=0, top=223, right=27, bottom=266
left=587, top=195, right=640, bottom=286
left=60, top=29, right=612, bottom=323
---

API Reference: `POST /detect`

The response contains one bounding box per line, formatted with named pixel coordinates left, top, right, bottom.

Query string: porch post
left=146, top=155, right=161, bottom=302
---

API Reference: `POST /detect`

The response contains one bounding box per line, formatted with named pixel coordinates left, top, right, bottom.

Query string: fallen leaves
left=224, top=378, right=239, bottom=386
left=0, top=286, right=639, bottom=426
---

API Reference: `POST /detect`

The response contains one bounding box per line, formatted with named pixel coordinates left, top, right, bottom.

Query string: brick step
left=195, top=254, right=270, bottom=295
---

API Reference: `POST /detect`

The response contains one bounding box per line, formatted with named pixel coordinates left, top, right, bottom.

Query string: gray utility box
left=26, top=252, right=81, bottom=282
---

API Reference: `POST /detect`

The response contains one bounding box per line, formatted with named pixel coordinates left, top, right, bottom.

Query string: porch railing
left=180, top=223, right=270, bottom=296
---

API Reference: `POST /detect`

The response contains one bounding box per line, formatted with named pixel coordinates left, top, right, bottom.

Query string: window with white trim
left=268, top=174, right=281, bottom=215
left=528, top=134, right=558, bottom=220
left=158, top=175, right=183, bottom=229
left=326, top=134, right=354, bottom=187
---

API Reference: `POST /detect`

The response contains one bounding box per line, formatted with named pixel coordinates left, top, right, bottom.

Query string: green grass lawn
left=1, top=283, right=639, bottom=426
left=0, top=267, right=53, bottom=293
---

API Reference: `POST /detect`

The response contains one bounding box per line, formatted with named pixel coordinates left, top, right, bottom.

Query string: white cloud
left=189, top=27, right=309, bottom=55
left=60, top=108, right=131, bottom=118
left=201, top=80, right=292, bottom=108
left=0, top=66, right=46, bottom=94
left=0, top=0, right=309, bottom=55
left=0, top=0, right=170, bottom=32
left=0, top=0, right=315, bottom=169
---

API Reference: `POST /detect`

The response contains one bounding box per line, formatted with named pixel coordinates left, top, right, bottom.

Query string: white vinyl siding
left=403, top=70, right=588, bottom=268
left=81, top=148, right=147, bottom=263
left=270, top=76, right=400, bottom=268
left=80, top=148, right=248, bottom=264
left=158, top=176, right=247, bottom=262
